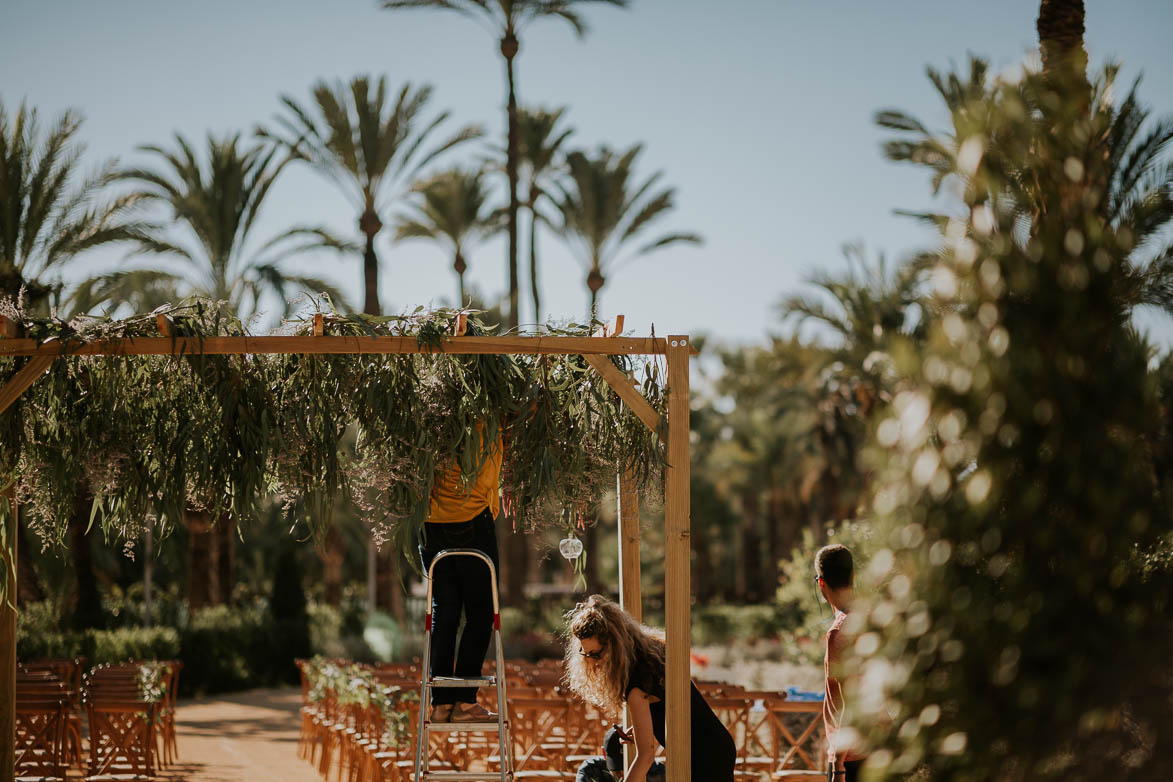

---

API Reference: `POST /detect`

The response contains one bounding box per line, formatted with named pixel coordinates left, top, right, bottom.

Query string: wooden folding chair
left=84, top=700, right=156, bottom=781
left=14, top=695, right=69, bottom=782
left=19, top=657, right=85, bottom=766
left=766, top=699, right=826, bottom=781
left=508, top=696, right=573, bottom=774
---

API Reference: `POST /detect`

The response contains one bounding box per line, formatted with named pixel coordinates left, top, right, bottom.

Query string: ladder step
left=420, top=773, right=508, bottom=781
left=430, top=676, right=497, bottom=688
left=426, top=720, right=502, bottom=732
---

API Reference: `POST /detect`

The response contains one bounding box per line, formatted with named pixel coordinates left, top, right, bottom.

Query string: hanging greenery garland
left=0, top=298, right=668, bottom=580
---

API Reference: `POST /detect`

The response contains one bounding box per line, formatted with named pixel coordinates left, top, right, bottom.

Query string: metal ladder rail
left=414, top=548, right=513, bottom=782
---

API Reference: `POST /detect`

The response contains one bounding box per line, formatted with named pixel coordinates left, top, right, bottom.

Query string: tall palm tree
left=394, top=167, right=500, bottom=305
left=1, top=99, right=143, bottom=628
left=115, top=133, right=350, bottom=317
left=379, top=0, right=629, bottom=331
left=517, top=106, right=573, bottom=324
left=116, top=132, right=351, bottom=608
left=258, top=76, right=481, bottom=317
left=0, top=100, right=141, bottom=313
left=553, top=144, right=702, bottom=320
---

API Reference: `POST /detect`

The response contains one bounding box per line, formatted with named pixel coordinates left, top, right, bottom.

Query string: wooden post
left=1, top=318, right=19, bottom=782
left=664, top=336, right=692, bottom=782
left=618, top=467, right=642, bottom=774
left=1, top=486, right=17, bottom=782
left=617, top=469, right=642, bottom=621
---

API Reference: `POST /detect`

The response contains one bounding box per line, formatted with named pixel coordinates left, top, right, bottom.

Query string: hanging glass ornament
left=559, top=535, right=584, bottom=561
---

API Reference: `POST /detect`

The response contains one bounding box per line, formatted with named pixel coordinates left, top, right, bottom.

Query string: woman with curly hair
left=563, top=595, right=736, bottom=782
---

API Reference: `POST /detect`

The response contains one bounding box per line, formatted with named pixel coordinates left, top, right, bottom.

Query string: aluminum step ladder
left=414, top=548, right=514, bottom=782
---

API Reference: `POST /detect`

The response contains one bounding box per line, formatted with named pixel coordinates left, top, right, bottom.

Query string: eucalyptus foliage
left=852, top=58, right=1173, bottom=780
left=0, top=299, right=666, bottom=594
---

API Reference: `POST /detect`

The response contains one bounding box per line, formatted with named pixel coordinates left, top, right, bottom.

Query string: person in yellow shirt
left=420, top=424, right=503, bottom=723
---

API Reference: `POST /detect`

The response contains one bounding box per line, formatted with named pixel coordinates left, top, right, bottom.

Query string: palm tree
left=778, top=244, right=926, bottom=372
left=877, top=59, right=1173, bottom=321
left=379, top=0, right=629, bottom=331
left=258, top=76, right=481, bottom=317
left=394, top=167, right=499, bottom=305
left=115, top=133, right=350, bottom=317
left=553, top=144, right=702, bottom=320
left=116, top=132, right=351, bottom=608
left=517, top=106, right=573, bottom=324
left=0, top=100, right=141, bottom=314
left=1, top=99, right=144, bottom=628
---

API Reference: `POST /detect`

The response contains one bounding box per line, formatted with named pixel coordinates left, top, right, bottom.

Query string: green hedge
left=17, top=627, right=181, bottom=664
left=16, top=596, right=337, bottom=695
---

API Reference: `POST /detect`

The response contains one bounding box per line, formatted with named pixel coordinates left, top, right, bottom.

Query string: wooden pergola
left=0, top=313, right=696, bottom=782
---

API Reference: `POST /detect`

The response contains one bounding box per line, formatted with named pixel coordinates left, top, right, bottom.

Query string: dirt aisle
left=156, top=687, right=324, bottom=782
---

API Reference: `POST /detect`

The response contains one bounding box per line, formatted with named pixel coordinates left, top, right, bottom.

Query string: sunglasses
left=578, top=646, right=605, bottom=660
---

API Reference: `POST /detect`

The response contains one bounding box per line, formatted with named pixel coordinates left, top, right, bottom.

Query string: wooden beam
left=1, top=486, right=17, bottom=782
left=0, top=334, right=674, bottom=358
left=313, top=313, right=324, bottom=337
left=582, top=354, right=662, bottom=439
left=664, top=335, right=692, bottom=782
left=156, top=314, right=172, bottom=336
left=0, top=355, right=56, bottom=416
left=0, top=316, right=19, bottom=339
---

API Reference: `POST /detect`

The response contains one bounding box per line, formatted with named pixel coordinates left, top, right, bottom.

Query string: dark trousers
left=419, top=508, right=499, bottom=706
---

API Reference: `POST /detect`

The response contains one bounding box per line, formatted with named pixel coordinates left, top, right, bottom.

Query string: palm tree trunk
left=738, top=490, right=763, bottom=602
left=323, top=526, right=344, bottom=607
left=454, top=250, right=467, bottom=306
left=186, top=509, right=219, bottom=610
left=363, top=231, right=381, bottom=317
left=68, top=494, right=104, bottom=629
left=583, top=521, right=602, bottom=595
left=1037, top=0, right=1087, bottom=82
left=359, top=208, right=390, bottom=619
left=16, top=518, right=44, bottom=604
left=587, top=265, right=604, bottom=322
left=529, top=202, right=541, bottom=324
left=502, top=31, right=521, bottom=331
left=216, top=514, right=236, bottom=605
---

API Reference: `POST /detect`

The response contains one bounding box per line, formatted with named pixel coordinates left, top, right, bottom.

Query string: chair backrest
left=767, top=699, right=826, bottom=773
left=14, top=696, right=68, bottom=781
left=86, top=699, right=156, bottom=780
left=509, top=695, right=572, bottom=771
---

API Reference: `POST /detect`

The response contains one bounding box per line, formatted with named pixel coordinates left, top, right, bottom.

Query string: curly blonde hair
left=562, top=594, right=665, bottom=719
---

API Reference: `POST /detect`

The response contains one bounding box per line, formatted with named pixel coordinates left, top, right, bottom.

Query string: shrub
left=178, top=602, right=275, bottom=695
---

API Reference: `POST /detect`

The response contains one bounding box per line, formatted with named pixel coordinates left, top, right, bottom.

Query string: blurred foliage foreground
left=844, top=58, right=1173, bottom=780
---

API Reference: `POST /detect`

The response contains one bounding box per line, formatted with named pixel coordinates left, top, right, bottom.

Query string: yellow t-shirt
left=425, top=432, right=503, bottom=523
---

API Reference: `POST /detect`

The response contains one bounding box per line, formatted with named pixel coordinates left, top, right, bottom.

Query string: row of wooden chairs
left=296, top=659, right=824, bottom=782
left=696, top=680, right=827, bottom=781
left=15, top=657, right=181, bottom=782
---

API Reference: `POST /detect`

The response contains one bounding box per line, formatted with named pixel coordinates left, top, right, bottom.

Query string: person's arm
left=824, top=624, right=843, bottom=770
left=623, top=688, right=657, bottom=782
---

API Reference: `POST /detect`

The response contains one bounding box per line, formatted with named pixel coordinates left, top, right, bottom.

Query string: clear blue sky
left=4, top=0, right=1172, bottom=345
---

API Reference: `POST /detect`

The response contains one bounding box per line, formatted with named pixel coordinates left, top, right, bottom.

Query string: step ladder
left=414, top=548, right=514, bottom=782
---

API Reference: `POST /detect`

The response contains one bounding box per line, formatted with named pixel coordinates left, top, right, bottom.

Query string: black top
left=624, top=653, right=736, bottom=781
